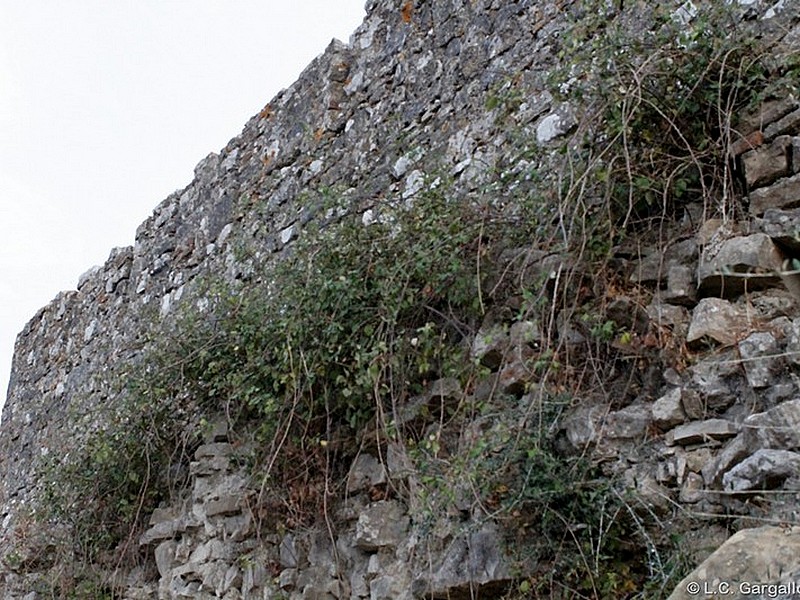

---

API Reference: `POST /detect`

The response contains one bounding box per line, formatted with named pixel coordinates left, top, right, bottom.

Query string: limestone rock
left=722, top=449, right=800, bottom=492
left=346, top=453, right=387, bottom=494
left=418, top=521, right=512, bottom=598
left=697, top=234, right=783, bottom=298
left=471, top=325, right=508, bottom=369
left=651, top=388, right=686, bottom=428
left=668, top=526, right=800, bottom=600
left=750, top=172, right=800, bottom=216
left=743, top=399, right=800, bottom=451
left=354, top=500, right=409, bottom=551
left=742, top=135, right=793, bottom=188
left=668, top=419, right=739, bottom=446
left=687, top=298, right=751, bottom=348
left=751, top=207, right=800, bottom=254
left=738, top=331, right=781, bottom=389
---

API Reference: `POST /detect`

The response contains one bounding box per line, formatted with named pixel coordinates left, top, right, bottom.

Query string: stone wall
left=4, top=0, right=800, bottom=598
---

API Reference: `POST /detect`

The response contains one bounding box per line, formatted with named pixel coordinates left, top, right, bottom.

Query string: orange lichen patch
left=401, top=1, right=413, bottom=23
left=729, top=130, right=764, bottom=156
left=313, top=127, right=325, bottom=142
left=259, top=104, right=274, bottom=120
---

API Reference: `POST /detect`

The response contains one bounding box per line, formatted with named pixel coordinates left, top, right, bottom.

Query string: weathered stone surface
left=678, top=472, right=706, bottom=503
left=3, top=2, right=800, bottom=600
left=738, top=331, right=781, bottom=388
left=743, top=399, right=800, bottom=451
left=471, top=325, right=508, bottom=369
left=419, top=521, right=512, bottom=599
left=631, top=239, right=698, bottom=286
left=738, top=97, right=800, bottom=135
left=751, top=207, right=800, bottom=254
left=668, top=526, right=800, bottom=600
left=742, top=135, right=793, bottom=188
left=697, top=233, right=783, bottom=298
left=702, top=435, right=749, bottom=486
left=564, top=404, right=651, bottom=451
left=764, top=107, right=800, bottom=140
left=652, top=388, right=686, bottom=428
left=663, top=265, right=698, bottom=306
left=346, top=453, right=387, bottom=494
left=668, top=419, right=739, bottom=446
left=722, top=449, right=800, bottom=492
left=750, top=172, right=800, bottom=216
left=354, top=501, right=409, bottom=551
left=687, top=299, right=751, bottom=348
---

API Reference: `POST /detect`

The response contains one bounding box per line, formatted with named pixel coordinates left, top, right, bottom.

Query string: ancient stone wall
left=4, top=0, right=800, bottom=598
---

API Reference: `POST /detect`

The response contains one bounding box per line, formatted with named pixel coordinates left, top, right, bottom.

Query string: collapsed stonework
left=4, top=0, right=800, bottom=598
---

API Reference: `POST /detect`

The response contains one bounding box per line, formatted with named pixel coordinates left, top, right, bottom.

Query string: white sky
left=0, top=2, right=366, bottom=412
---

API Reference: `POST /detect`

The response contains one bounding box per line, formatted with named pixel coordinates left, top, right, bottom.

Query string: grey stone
left=751, top=207, right=800, bottom=254
left=420, top=521, right=512, bottom=598
left=697, top=234, right=783, bottom=298
left=702, top=435, right=750, bottom=486
left=750, top=172, right=800, bottom=216
left=738, top=97, right=800, bottom=134
left=354, top=500, right=409, bottom=551
left=203, top=495, right=241, bottom=517
left=743, top=399, right=800, bottom=451
left=668, top=526, right=800, bottom=600
left=603, top=405, right=652, bottom=440
left=764, top=107, right=800, bottom=140
left=687, top=298, right=751, bottom=348
left=139, top=518, right=183, bottom=546
left=195, top=442, right=233, bottom=459
left=722, top=449, right=800, bottom=492
left=738, top=331, right=781, bottom=389
left=280, top=534, right=298, bottom=568
left=346, top=453, right=387, bottom=494
left=794, top=137, right=800, bottom=174
left=663, top=265, right=697, bottom=306
left=471, top=325, right=509, bottom=369
left=679, top=472, right=706, bottom=503
left=154, top=540, right=177, bottom=578
left=742, top=135, right=793, bottom=188
left=668, top=419, right=739, bottom=446
left=689, top=350, right=741, bottom=410
left=652, top=388, right=686, bottom=428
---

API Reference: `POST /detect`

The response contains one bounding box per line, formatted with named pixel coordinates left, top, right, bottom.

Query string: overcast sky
left=0, top=2, right=366, bottom=413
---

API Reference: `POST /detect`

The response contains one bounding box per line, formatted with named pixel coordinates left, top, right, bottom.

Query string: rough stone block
left=203, top=495, right=241, bottom=518
left=154, top=540, right=177, bottom=578
left=678, top=472, right=705, bottom=503
left=667, top=419, right=738, bottom=446
left=346, top=453, right=387, bottom=494
left=651, top=388, right=686, bottom=428
left=742, top=135, right=792, bottom=188
left=722, top=449, right=800, bottom=492
left=743, top=399, right=800, bottom=451
left=738, top=97, right=800, bottom=135
left=764, top=107, right=800, bottom=140
left=738, top=331, right=780, bottom=389
left=471, top=325, right=509, bottom=369
left=663, top=265, right=697, bottom=306
left=354, top=500, right=409, bottom=551
left=668, top=526, right=800, bottom=600
left=749, top=172, right=800, bottom=216
left=750, top=207, right=800, bottom=253
left=697, top=233, right=783, bottom=298
left=687, top=298, right=750, bottom=348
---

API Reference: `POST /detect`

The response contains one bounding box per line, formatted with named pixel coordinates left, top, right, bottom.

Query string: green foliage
left=166, top=188, right=496, bottom=436
left=550, top=1, right=778, bottom=237
left=37, top=383, right=193, bottom=570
